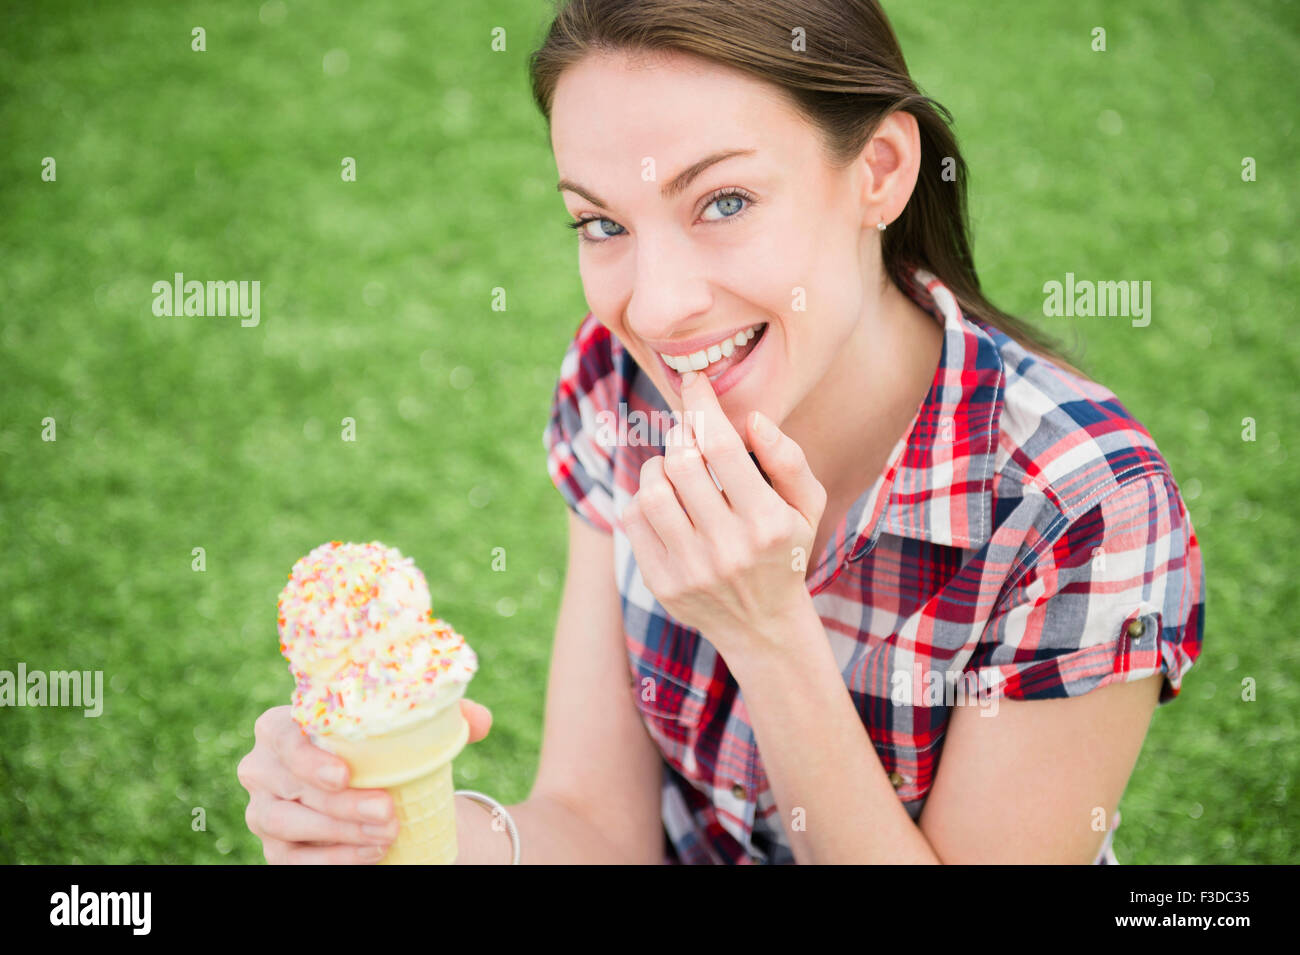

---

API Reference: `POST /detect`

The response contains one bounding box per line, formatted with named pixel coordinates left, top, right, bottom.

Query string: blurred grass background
left=0, top=0, right=1295, bottom=863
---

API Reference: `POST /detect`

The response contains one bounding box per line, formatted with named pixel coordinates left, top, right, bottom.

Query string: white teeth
left=660, top=323, right=763, bottom=373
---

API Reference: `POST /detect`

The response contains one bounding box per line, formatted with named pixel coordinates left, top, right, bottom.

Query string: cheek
left=745, top=216, right=813, bottom=305
left=788, top=241, right=865, bottom=347
left=742, top=210, right=860, bottom=324
left=578, top=259, right=608, bottom=310
left=578, top=250, right=632, bottom=309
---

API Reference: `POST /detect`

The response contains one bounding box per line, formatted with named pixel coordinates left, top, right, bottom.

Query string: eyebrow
left=556, top=148, right=756, bottom=209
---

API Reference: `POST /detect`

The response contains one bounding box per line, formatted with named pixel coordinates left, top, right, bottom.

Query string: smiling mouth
left=657, top=322, right=768, bottom=381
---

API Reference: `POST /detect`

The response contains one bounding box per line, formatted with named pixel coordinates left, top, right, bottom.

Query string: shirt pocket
left=629, top=656, right=707, bottom=749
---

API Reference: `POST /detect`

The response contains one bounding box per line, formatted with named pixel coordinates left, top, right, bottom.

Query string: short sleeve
left=542, top=315, right=619, bottom=535
left=968, top=471, right=1205, bottom=706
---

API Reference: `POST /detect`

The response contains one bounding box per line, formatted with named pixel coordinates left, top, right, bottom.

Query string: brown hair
left=528, top=0, right=1090, bottom=379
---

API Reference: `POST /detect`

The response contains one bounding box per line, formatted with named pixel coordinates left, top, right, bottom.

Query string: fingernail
left=361, top=845, right=387, bottom=861
left=752, top=411, right=778, bottom=443
left=317, top=764, right=346, bottom=788
left=358, top=796, right=391, bottom=821
left=363, top=822, right=398, bottom=840
left=680, top=371, right=698, bottom=386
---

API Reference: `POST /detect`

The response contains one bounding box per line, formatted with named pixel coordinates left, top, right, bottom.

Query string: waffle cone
left=313, top=685, right=470, bottom=864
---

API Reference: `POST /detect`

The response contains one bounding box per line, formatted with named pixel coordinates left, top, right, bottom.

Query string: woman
left=239, top=0, right=1204, bottom=864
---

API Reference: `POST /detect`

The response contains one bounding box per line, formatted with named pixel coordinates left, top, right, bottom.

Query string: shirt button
left=888, top=771, right=906, bottom=789
left=1126, top=619, right=1146, bottom=639
left=731, top=782, right=747, bottom=800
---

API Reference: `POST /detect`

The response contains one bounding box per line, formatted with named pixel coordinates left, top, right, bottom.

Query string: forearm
left=723, top=597, right=942, bottom=864
left=454, top=792, right=651, bottom=864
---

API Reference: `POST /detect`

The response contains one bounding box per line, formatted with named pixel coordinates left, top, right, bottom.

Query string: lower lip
left=660, top=324, right=770, bottom=399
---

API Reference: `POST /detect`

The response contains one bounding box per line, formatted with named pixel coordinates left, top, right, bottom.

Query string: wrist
left=454, top=791, right=519, bottom=864
left=719, top=591, right=824, bottom=682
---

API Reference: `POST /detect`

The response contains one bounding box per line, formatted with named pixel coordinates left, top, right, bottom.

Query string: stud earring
left=877, top=217, right=887, bottom=232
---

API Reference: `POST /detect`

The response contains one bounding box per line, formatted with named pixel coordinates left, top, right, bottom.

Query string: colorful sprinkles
left=277, top=541, right=477, bottom=738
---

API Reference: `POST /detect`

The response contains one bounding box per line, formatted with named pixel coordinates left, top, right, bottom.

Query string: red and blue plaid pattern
left=544, top=265, right=1205, bottom=864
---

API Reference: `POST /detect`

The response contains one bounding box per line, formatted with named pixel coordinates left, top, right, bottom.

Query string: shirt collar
left=840, top=265, right=1006, bottom=561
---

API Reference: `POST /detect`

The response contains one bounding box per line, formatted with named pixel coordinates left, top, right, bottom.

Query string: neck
left=781, top=276, right=945, bottom=511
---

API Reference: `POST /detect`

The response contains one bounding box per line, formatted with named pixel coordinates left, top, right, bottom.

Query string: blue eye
left=574, top=217, right=626, bottom=242
left=566, top=187, right=756, bottom=244
left=701, top=193, right=746, bottom=221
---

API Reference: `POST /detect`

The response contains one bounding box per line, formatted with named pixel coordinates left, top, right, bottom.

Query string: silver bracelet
left=455, top=789, right=520, bottom=865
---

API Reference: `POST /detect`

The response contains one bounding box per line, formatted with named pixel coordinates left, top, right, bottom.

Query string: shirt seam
left=995, top=462, right=1174, bottom=604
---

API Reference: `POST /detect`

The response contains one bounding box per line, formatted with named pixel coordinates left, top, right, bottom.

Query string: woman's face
left=551, top=50, right=881, bottom=447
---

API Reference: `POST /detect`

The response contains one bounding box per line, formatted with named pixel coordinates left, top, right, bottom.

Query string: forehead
left=551, top=50, right=809, bottom=181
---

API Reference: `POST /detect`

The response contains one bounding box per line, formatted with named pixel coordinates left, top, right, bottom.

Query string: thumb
left=746, top=411, right=827, bottom=528
left=459, top=698, right=493, bottom=743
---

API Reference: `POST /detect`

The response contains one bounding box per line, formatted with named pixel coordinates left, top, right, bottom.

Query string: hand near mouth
left=618, top=369, right=828, bottom=662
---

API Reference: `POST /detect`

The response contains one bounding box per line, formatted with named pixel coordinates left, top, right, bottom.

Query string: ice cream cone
left=278, top=541, right=480, bottom=865
left=314, top=684, right=470, bottom=864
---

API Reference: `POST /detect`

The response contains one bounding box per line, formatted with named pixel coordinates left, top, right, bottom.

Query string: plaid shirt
left=543, top=265, right=1205, bottom=865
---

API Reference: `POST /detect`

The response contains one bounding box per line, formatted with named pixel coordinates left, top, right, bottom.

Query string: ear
left=857, top=109, right=922, bottom=229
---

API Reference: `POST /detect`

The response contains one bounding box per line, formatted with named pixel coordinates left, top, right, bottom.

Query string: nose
left=624, top=229, right=714, bottom=347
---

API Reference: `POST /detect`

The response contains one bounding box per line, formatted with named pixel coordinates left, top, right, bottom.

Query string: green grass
left=1, top=0, right=1295, bottom=863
